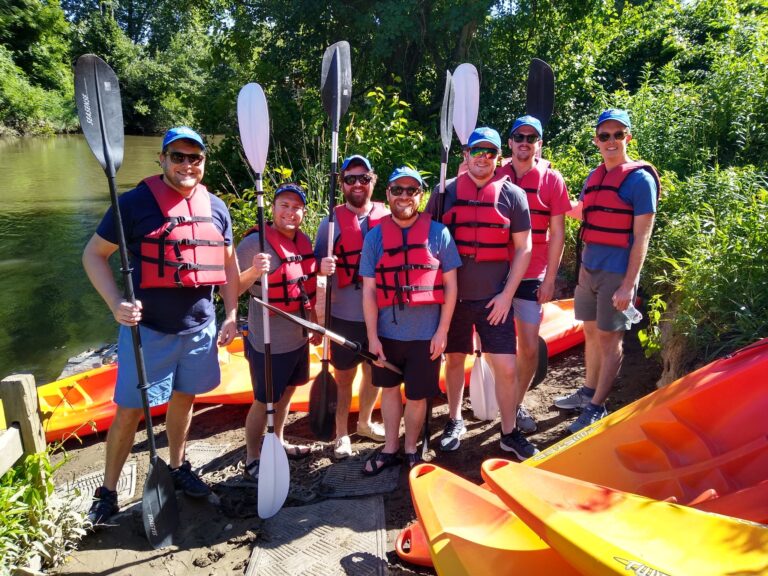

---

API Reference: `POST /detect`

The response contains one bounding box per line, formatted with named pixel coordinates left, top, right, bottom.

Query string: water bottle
left=624, top=304, right=643, bottom=324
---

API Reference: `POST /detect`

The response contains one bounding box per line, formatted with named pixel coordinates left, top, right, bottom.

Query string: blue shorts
left=446, top=298, right=517, bottom=355
left=329, top=316, right=368, bottom=371
left=245, top=338, right=310, bottom=403
left=114, top=322, right=220, bottom=408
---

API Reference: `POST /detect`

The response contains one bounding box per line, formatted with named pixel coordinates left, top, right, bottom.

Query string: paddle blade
left=440, top=70, right=455, bottom=149
left=452, top=63, right=480, bottom=145
left=321, top=41, right=352, bottom=127
left=526, top=58, right=555, bottom=128
left=237, top=83, right=270, bottom=174
left=142, top=457, right=178, bottom=549
left=257, top=432, right=290, bottom=519
left=469, top=353, right=499, bottom=421
left=531, top=336, right=549, bottom=388
left=309, top=368, right=338, bottom=440
left=74, top=54, right=124, bottom=174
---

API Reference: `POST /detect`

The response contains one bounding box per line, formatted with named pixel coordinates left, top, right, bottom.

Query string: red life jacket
left=375, top=213, right=444, bottom=309
left=442, top=174, right=511, bottom=262
left=333, top=202, right=389, bottom=289
left=244, top=224, right=317, bottom=313
left=498, top=158, right=550, bottom=245
left=580, top=161, right=661, bottom=248
left=140, top=175, right=227, bottom=289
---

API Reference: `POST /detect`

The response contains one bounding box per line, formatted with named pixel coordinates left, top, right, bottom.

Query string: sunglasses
left=511, top=133, right=540, bottom=144
left=167, top=151, right=205, bottom=166
left=388, top=186, right=421, bottom=197
left=597, top=130, right=628, bottom=143
left=342, top=174, right=373, bottom=185
left=468, top=147, right=499, bottom=159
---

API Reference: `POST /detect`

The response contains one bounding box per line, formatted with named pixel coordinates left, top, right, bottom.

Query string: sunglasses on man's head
left=511, top=133, right=540, bottom=144
left=167, top=151, right=205, bottom=166
left=468, top=147, right=499, bottom=159
left=597, top=130, right=628, bottom=143
left=342, top=174, right=373, bottom=185
left=388, top=185, right=421, bottom=197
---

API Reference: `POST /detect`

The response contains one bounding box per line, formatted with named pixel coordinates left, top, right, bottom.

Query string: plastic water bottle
left=624, top=304, right=643, bottom=324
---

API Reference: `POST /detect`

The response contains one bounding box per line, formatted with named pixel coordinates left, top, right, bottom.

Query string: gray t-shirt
left=425, top=175, right=531, bottom=300
left=237, top=231, right=308, bottom=354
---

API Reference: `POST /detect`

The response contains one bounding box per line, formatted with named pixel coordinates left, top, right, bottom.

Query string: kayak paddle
left=451, top=63, right=480, bottom=146
left=75, top=54, right=178, bottom=549
left=531, top=336, right=548, bottom=388
left=526, top=58, right=554, bottom=129
left=469, top=332, right=499, bottom=421
left=237, top=82, right=290, bottom=519
left=310, top=41, right=352, bottom=441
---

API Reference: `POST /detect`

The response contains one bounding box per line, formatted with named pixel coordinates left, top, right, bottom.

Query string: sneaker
left=516, top=405, right=538, bottom=434
left=87, top=486, right=119, bottom=525
left=170, top=460, right=211, bottom=498
left=356, top=421, right=386, bottom=442
left=566, top=404, right=608, bottom=434
left=439, top=418, right=467, bottom=452
left=242, top=459, right=259, bottom=482
left=500, top=428, right=540, bottom=460
left=554, top=387, right=594, bottom=410
left=334, top=435, right=352, bottom=459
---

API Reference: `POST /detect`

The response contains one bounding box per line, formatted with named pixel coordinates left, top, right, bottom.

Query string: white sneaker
left=334, top=435, right=352, bottom=459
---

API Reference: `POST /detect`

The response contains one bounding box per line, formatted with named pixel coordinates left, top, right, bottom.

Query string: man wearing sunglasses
left=314, top=155, right=389, bottom=459
left=555, top=109, right=660, bottom=433
left=496, top=115, right=572, bottom=435
left=426, top=127, right=536, bottom=460
left=359, top=167, right=460, bottom=473
left=82, top=126, right=239, bottom=524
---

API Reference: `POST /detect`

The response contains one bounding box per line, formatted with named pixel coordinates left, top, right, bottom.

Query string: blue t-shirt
left=359, top=217, right=462, bottom=341
left=95, top=178, right=233, bottom=335
left=580, top=168, right=657, bottom=274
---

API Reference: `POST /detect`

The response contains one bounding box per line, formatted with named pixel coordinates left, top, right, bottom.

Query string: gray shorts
left=574, top=267, right=635, bottom=332
left=512, top=297, right=542, bottom=325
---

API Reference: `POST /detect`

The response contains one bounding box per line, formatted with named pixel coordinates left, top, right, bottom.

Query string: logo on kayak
left=146, top=512, right=158, bottom=537
left=530, top=428, right=592, bottom=461
left=81, top=92, right=93, bottom=126
left=614, top=557, right=671, bottom=576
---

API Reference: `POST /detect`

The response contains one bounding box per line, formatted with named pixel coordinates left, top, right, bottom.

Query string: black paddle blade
left=526, top=58, right=555, bottom=129
left=309, top=367, right=337, bottom=440
left=142, top=458, right=178, bottom=549
left=74, top=54, right=124, bottom=174
left=321, top=41, right=352, bottom=128
left=531, top=336, right=549, bottom=388
left=440, top=70, right=454, bottom=149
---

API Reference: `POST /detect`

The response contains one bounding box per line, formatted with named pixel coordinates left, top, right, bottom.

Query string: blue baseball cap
left=274, top=183, right=307, bottom=205
left=341, top=154, right=373, bottom=172
left=596, top=109, right=631, bottom=129
left=388, top=166, right=423, bottom=186
left=467, top=127, right=502, bottom=149
left=162, top=126, right=205, bottom=151
left=510, top=115, right=543, bottom=138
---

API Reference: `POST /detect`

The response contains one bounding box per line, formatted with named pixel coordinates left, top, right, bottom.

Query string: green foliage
left=0, top=447, right=88, bottom=574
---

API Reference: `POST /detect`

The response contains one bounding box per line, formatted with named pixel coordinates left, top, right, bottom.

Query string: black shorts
left=445, top=298, right=517, bottom=355
left=514, top=279, right=541, bottom=301
left=245, top=338, right=310, bottom=403
left=371, top=338, right=440, bottom=401
left=329, top=316, right=368, bottom=371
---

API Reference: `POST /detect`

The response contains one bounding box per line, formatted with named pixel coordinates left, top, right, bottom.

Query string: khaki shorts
left=574, top=267, right=635, bottom=332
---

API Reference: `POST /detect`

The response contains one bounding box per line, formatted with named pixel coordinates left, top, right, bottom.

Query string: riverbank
left=50, top=330, right=659, bottom=575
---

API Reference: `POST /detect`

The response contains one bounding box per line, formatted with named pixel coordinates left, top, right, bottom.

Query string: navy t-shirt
left=95, top=178, right=233, bottom=335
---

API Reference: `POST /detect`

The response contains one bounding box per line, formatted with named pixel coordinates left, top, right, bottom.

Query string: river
left=0, top=135, right=162, bottom=384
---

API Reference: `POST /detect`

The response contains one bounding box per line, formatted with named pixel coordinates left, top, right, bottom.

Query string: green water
left=0, top=135, right=162, bottom=384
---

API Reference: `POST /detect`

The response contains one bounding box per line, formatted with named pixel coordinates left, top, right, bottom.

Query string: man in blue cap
left=359, top=167, right=460, bottom=473
left=555, top=109, right=660, bottom=433
left=83, top=126, right=240, bottom=524
left=315, top=155, right=389, bottom=459
left=496, top=115, right=572, bottom=434
left=426, top=127, right=537, bottom=460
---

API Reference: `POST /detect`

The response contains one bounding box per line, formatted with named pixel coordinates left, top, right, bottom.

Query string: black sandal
left=362, top=451, right=402, bottom=476
left=404, top=452, right=422, bottom=469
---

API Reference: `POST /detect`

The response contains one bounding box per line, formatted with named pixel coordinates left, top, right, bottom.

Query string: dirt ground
left=49, top=328, right=660, bottom=576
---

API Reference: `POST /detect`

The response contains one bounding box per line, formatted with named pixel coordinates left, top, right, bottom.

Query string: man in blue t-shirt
left=556, top=109, right=659, bottom=433
left=82, top=127, right=239, bottom=524
left=359, top=167, right=460, bottom=474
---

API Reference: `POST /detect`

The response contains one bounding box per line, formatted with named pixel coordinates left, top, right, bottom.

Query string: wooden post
left=1, top=374, right=46, bottom=455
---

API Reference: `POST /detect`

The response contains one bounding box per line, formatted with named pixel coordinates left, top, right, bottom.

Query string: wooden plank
left=0, top=426, right=24, bottom=477
left=0, top=374, right=46, bottom=455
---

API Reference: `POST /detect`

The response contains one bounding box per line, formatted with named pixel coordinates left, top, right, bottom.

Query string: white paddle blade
left=452, top=63, right=480, bottom=145
left=257, top=433, right=290, bottom=519
left=470, top=354, right=498, bottom=421
left=237, top=83, right=270, bottom=174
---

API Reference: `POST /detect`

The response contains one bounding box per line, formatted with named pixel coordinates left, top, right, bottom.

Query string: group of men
left=83, top=107, right=658, bottom=522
